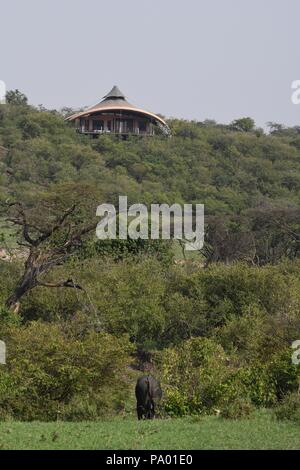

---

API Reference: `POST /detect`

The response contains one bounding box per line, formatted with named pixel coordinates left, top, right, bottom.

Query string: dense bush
left=220, top=397, right=254, bottom=419
left=3, top=257, right=300, bottom=349
left=157, top=336, right=299, bottom=417
left=1, top=257, right=300, bottom=419
left=0, top=320, right=133, bottom=420
left=158, top=337, right=231, bottom=415
left=274, top=392, right=300, bottom=422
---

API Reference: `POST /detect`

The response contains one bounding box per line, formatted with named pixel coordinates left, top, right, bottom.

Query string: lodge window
left=107, top=120, right=112, bottom=131
left=126, top=120, right=133, bottom=132
left=115, top=119, right=133, bottom=133
left=139, top=120, right=147, bottom=132
left=93, top=120, right=104, bottom=131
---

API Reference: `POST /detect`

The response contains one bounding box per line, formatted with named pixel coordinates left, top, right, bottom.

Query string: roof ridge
left=102, top=85, right=125, bottom=100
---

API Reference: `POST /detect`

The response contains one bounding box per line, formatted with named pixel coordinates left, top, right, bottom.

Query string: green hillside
left=1, top=98, right=300, bottom=215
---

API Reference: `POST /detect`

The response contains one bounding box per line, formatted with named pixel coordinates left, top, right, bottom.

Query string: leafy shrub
left=272, top=351, right=300, bottom=393
left=158, top=337, right=231, bottom=415
left=223, top=365, right=277, bottom=407
left=274, top=392, right=300, bottom=422
left=0, top=321, right=133, bottom=420
left=0, top=306, right=21, bottom=326
left=220, top=397, right=254, bottom=419
left=79, top=237, right=174, bottom=265
left=158, top=336, right=283, bottom=417
left=162, top=388, right=190, bottom=417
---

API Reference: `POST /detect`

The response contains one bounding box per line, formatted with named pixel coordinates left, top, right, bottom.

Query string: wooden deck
left=76, top=129, right=155, bottom=136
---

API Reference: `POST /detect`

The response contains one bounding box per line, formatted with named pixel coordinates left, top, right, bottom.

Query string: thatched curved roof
left=66, top=86, right=169, bottom=131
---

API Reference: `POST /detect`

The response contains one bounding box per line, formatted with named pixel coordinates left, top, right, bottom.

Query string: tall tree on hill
left=5, top=89, right=28, bottom=106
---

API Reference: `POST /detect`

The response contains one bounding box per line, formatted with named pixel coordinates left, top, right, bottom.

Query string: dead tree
left=4, top=201, right=97, bottom=313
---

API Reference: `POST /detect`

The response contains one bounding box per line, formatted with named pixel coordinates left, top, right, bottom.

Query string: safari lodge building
left=66, top=86, right=170, bottom=137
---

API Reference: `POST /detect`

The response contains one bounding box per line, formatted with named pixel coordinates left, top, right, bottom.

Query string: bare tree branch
left=4, top=200, right=97, bottom=313
left=37, top=279, right=84, bottom=290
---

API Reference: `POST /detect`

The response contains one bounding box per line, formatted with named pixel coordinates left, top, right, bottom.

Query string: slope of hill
left=1, top=100, right=300, bottom=215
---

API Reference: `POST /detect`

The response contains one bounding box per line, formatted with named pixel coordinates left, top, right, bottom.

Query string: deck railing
left=76, top=128, right=154, bottom=136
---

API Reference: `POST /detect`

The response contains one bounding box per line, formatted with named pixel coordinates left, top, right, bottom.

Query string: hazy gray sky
left=1, top=0, right=300, bottom=127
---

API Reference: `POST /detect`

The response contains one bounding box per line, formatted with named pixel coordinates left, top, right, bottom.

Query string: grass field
left=0, top=411, right=299, bottom=450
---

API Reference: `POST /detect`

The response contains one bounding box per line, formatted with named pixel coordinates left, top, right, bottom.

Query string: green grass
left=0, top=411, right=299, bottom=450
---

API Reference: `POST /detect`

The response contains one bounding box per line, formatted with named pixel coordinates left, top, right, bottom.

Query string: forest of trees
left=0, top=90, right=300, bottom=421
